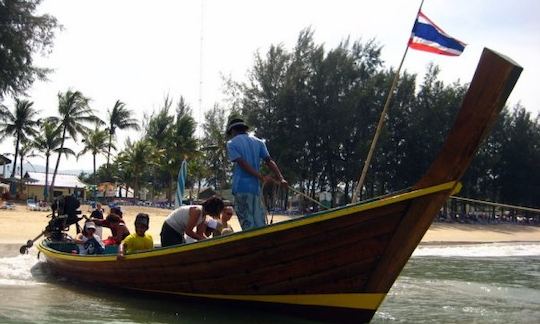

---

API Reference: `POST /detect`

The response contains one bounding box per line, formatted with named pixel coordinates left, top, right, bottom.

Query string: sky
left=1, top=0, right=539, bottom=174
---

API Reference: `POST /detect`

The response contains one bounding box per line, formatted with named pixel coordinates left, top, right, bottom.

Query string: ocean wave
left=0, top=253, right=41, bottom=286
left=413, top=242, right=540, bottom=257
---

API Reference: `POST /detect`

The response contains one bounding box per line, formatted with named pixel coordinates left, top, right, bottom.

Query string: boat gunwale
left=37, top=180, right=459, bottom=262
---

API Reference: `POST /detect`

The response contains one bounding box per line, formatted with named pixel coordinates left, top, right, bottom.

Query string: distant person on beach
left=226, top=118, right=287, bottom=230
left=160, top=196, right=225, bottom=247
left=73, top=221, right=105, bottom=255
left=91, top=213, right=130, bottom=246
left=90, top=203, right=105, bottom=238
left=117, top=213, right=153, bottom=260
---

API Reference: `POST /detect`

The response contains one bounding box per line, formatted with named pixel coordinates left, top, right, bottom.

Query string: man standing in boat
left=226, top=118, right=287, bottom=230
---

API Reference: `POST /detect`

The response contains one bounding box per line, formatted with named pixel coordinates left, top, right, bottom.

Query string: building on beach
left=22, top=172, right=87, bottom=201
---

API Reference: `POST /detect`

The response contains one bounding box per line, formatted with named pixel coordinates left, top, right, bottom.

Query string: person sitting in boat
left=160, top=196, right=225, bottom=247
left=91, top=213, right=130, bottom=246
left=214, top=205, right=235, bottom=236
left=226, top=118, right=288, bottom=230
left=117, top=213, right=153, bottom=260
left=110, top=206, right=123, bottom=218
left=73, top=221, right=105, bottom=255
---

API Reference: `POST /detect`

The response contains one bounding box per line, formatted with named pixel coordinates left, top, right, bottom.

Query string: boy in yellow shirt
left=117, top=213, right=153, bottom=260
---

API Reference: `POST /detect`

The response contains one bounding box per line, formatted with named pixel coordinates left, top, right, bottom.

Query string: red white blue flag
left=409, top=11, right=466, bottom=56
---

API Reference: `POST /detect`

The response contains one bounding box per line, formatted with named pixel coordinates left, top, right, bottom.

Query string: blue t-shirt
left=227, top=133, right=270, bottom=194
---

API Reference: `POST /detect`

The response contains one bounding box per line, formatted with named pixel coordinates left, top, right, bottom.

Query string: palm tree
left=117, top=139, right=159, bottom=199
left=201, top=104, right=230, bottom=190
left=0, top=98, right=39, bottom=193
left=106, top=100, right=140, bottom=169
left=77, top=126, right=110, bottom=200
left=17, top=141, right=39, bottom=196
left=33, top=121, right=75, bottom=201
left=48, top=90, right=101, bottom=201
left=162, top=101, right=198, bottom=203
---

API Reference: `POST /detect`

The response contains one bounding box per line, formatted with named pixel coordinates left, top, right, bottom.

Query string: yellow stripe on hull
left=131, top=289, right=387, bottom=310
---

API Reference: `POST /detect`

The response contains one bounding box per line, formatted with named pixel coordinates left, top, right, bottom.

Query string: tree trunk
left=168, top=174, right=173, bottom=206
left=93, top=153, right=97, bottom=201
left=44, top=153, right=50, bottom=201
left=49, top=126, right=67, bottom=202
left=9, top=135, right=20, bottom=195
left=106, top=131, right=113, bottom=170
left=19, top=153, right=24, bottom=195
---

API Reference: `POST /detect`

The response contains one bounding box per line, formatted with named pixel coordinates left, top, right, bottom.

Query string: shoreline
left=1, top=204, right=539, bottom=245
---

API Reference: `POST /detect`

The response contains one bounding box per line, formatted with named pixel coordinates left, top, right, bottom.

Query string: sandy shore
left=0, top=203, right=539, bottom=245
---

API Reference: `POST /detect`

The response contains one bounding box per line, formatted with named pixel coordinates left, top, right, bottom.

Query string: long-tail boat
left=34, top=48, right=522, bottom=322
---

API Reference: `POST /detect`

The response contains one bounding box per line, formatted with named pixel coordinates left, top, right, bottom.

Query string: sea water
left=0, top=243, right=539, bottom=323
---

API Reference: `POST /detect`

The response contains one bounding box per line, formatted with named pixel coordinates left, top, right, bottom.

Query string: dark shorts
left=160, top=222, right=185, bottom=247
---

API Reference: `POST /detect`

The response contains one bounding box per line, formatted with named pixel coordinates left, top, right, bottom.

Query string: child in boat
left=117, top=213, right=153, bottom=260
left=73, top=221, right=105, bottom=255
left=217, top=206, right=235, bottom=236
left=92, top=213, right=130, bottom=246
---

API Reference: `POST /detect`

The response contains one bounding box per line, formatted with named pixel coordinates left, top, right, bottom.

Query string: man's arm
left=264, top=157, right=288, bottom=187
left=235, top=158, right=269, bottom=182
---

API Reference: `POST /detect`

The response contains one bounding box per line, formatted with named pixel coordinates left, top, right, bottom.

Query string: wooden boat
left=35, top=48, right=522, bottom=322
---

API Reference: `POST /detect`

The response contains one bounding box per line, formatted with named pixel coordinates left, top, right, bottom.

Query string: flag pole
left=351, top=0, right=425, bottom=203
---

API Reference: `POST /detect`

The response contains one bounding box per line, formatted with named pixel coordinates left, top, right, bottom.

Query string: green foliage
left=116, top=139, right=158, bottom=199
left=48, top=90, right=100, bottom=201
left=140, top=96, right=198, bottom=202
left=201, top=104, right=231, bottom=190
left=33, top=121, right=74, bottom=199
left=0, top=98, right=40, bottom=180
left=0, top=0, right=60, bottom=99
left=105, top=100, right=139, bottom=169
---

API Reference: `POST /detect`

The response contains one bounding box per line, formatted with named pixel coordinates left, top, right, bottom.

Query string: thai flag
left=409, top=11, right=466, bottom=56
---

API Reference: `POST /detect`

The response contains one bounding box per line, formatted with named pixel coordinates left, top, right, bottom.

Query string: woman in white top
left=160, top=196, right=224, bottom=247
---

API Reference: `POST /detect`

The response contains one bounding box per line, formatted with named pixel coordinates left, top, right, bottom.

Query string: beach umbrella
left=175, top=159, right=187, bottom=208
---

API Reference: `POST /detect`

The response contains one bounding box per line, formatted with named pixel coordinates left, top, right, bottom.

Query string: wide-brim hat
left=226, top=118, right=249, bottom=135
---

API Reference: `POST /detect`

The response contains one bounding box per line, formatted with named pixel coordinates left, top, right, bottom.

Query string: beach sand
left=0, top=203, right=539, bottom=245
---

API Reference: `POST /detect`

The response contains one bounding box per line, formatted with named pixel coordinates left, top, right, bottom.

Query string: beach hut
left=0, top=154, right=11, bottom=179
left=23, top=172, right=87, bottom=200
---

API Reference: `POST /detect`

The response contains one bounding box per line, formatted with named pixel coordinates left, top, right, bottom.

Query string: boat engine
left=46, top=195, right=82, bottom=241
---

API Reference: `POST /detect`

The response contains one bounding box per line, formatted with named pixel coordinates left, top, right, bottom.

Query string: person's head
left=222, top=206, right=234, bottom=222
left=134, top=213, right=150, bottom=236
left=96, top=203, right=102, bottom=209
left=84, top=221, right=97, bottom=237
left=110, top=206, right=123, bottom=218
left=201, top=196, right=225, bottom=218
left=106, top=214, right=121, bottom=225
left=226, top=118, right=249, bottom=137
